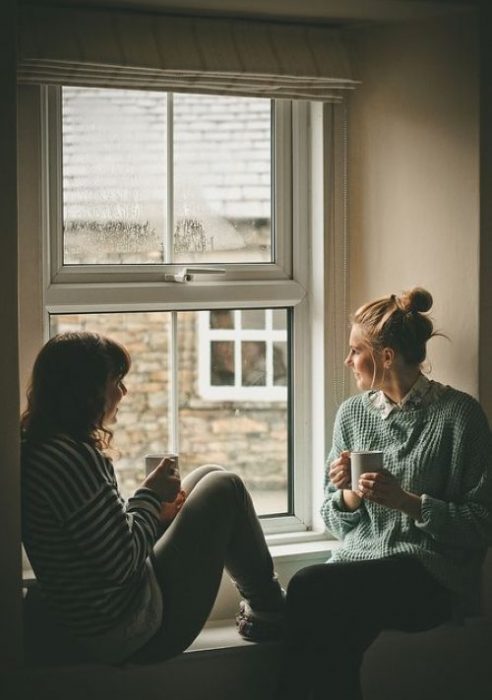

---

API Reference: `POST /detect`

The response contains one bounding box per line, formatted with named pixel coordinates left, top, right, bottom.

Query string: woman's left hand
left=159, top=489, right=187, bottom=525
left=358, top=469, right=406, bottom=510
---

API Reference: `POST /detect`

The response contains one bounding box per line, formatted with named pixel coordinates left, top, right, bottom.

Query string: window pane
left=174, top=93, right=272, bottom=264
left=211, top=341, right=235, bottom=385
left=180, top=312, right=288, bottom=516
left=241, top=309, right=265, bottom=330
left=210, top=309, right=235, bottom=329
left=48, top=309, right=289, bottom=516
left=273, top=341, right=288, bottom=386
left=241, top=341, right=267, bottom=386
left=272, top=308, right=287, bottom=330
left=62, top=87, right=167, bottom=265
left=49, top=312, right=170, bottom=498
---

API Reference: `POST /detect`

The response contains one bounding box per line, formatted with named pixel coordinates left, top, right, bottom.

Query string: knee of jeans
left=193, top=464, right=226, bottom=479
left=204, top=470, right=245, bottom=502
left=287, top=566, right=323, bottom=608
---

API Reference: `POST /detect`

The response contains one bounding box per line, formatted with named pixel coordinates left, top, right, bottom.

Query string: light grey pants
left=130, top=466, right=282, bottom=663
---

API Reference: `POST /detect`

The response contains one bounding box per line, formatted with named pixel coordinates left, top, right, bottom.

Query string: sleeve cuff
left=414, top=493, right=443, bottom=533
left=330, top=489, right=363, bottom=517
left=127, top=487, right=162, bottom=515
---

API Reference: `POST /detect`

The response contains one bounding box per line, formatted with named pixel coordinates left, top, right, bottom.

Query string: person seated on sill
left=276, top=287, right=492, bottom=700
left=21, top=332, right=284, bottom=666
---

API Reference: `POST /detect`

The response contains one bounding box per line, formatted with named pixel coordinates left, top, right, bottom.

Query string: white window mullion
left=166, top=93, right=173, bottom=264
left=234, top=310, right=242, bottom=388
left=169, top=310, right=179, bottom=453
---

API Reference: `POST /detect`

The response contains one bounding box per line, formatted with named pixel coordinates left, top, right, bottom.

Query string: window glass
left=50, top=310, right=289, bottom=515
left=242, top=341, right=267, bottom=386
left=61, top=88, right=272, bottom=266
left=241, top=309, right=266, bottom=330
left=174, top=93, right=272, bottom=264
left=211, top=341, right=235, bottom=385
left=62, top=87, right=167, bottom=265
left=199, top=309, right=289, bottom=402
left=210, top=309, right=235, bottom=329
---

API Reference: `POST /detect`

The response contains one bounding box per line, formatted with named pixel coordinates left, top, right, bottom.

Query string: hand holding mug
left=358, top=469, right=406, bottom=509
left=142, top=456, right=181, bottom=503
left=159, top=488, right=187, bottom=525
left=328, top=451, right=351, bottom=489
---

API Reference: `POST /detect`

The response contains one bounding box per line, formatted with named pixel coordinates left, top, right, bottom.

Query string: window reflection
left=242, top=341, right=266, bottom=386
left=211, top=341, right=235, bottom=385
left=210, top=309, right=234, bottom=329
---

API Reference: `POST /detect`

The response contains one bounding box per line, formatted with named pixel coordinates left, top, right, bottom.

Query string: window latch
left=164, top=267, right=226, bottom=283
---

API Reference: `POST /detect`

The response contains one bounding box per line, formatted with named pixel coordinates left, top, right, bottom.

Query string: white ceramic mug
left=350, top=451, right=384, bottom=490
left=145, top=453, right=179, bottom=476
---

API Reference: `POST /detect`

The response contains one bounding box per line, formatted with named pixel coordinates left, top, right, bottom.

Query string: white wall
left=346, top=12, right=479, bottom=397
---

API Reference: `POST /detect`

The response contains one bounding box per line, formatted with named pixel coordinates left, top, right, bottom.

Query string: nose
left=344, top=353, right=352, bottom=367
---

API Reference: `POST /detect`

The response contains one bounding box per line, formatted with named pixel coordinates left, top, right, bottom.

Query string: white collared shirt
left=368, top=373, right=447, bottom=419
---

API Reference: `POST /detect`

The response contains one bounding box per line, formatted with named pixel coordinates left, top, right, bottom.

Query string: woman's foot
left=235, top=598, right=285, bottom=642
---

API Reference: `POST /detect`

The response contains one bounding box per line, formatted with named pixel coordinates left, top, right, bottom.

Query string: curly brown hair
left=21, top=332, right=131, bottom=450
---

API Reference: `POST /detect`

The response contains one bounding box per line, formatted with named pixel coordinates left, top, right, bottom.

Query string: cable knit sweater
left=321, top=385, right=492, bottom=613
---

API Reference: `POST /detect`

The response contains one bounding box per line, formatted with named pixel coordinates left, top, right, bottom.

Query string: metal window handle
left=164, top=267, right=226, bottom=283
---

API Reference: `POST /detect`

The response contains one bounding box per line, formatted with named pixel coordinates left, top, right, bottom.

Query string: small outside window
left=198, top=309, right=288, bottom=401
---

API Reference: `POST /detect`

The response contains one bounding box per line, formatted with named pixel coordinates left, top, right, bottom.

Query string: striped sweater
left=321, top=386, right=492, bottom=612
left=21, top=436, right=162, bottom=639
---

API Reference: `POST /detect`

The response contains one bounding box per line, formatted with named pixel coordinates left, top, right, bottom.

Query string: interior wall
left=345, top=11, right=479, bottom=397
left=0, top=0, right=23, bottom=669
left=479, top=1, right=492, bottom=420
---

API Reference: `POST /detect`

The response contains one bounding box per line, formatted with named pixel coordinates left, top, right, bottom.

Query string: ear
left=382, top=346, right=395, bottom=368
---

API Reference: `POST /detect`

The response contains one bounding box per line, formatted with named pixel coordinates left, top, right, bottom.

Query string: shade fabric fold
left=18, top=5, right=358, bottom=101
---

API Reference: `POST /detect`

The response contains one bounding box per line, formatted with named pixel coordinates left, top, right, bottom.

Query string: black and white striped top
left=22, top=435, right=162, bottom=638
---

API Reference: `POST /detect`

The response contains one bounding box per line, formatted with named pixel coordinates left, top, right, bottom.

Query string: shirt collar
left=368, top=374, right=433, bottom=419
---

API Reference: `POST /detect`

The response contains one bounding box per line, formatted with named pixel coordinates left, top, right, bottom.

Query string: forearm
left=395, top=491, right=422, bottom=521
left=341, top=490, right=363, bottom=512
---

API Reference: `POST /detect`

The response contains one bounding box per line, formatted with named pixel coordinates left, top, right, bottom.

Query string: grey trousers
left=129, top=466, right=282, bottom=663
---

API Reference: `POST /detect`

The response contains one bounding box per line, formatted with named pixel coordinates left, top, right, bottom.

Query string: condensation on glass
left=62, top=87, right=168, bottom=265
left=62, top=88, right=273, bottom=266
left=50, top=308, right=289, bottom=515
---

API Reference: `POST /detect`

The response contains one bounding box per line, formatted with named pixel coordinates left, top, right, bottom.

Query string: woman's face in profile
left=103, top=376, right=127, bottom=425
left=344, top=325, right=384, bottom=391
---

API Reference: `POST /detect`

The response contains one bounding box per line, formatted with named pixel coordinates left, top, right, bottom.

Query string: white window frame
left=198, top=309, right=288, bottom=401
left=19, top=84, right=347, bottom=542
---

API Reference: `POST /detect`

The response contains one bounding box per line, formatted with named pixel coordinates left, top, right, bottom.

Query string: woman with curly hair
left=21, top=332, right=284, bottom=665
left=276, top=287, right=492, bottom=700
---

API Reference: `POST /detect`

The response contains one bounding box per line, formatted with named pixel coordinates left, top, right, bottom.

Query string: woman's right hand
left=328, top=451, right=351, bottom=489
left=142, top=457, right=181, bottom=503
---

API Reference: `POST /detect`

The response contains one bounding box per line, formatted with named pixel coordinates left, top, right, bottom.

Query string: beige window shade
left=17, top=5, right=358, bottom=101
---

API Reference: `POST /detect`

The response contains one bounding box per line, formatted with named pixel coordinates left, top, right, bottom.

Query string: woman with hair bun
left=276, top=287, right=492, bottom=700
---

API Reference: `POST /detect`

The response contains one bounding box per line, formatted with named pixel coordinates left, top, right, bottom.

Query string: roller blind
left=17, top=5, right=358, bottom=101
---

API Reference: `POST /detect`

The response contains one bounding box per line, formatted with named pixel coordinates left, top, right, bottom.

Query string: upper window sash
left=43, top=86, right=294, bottom=289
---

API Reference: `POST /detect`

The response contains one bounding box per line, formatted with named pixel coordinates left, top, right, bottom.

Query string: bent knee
left=287, top=565, right=328, bottom=606
left=200, top=469, right=246, bottom=502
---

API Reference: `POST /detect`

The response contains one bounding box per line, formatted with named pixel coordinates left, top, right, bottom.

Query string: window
left=19, top=82, right=345, bottom=544
left=25, top=83, right=318, bottom=536
left=60, top=88, right=274, bottom=267
left=198, top=308, right=288, bottom=400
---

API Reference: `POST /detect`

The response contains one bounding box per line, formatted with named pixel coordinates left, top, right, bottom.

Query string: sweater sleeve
left=415, top=400, right=492, bottom=548
left=320, top=402, right=364, bottom=538
left=39, top=439, right=161, bottom=584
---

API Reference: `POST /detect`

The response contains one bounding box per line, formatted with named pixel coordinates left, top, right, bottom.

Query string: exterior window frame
left=197, top=308, right=289, bottom=402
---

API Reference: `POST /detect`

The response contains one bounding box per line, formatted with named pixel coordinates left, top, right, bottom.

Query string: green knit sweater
left=321, top=386, right=492, bottom=612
